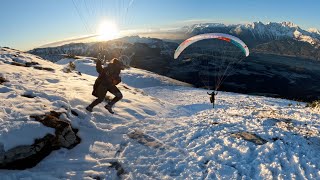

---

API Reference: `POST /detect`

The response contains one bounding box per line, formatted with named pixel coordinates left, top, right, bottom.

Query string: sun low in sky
left=96, top=20, right=120, bottom=41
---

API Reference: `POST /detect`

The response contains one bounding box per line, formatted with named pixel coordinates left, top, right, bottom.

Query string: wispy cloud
left=39, top=27, right=184, bottom=48
left=177, top=18, right=218, bottom=25
left=39, top=34, right=98, bottom=48
left=173, top=18, right=255, bottom=27
left=38, top=18, right=251, bottom=48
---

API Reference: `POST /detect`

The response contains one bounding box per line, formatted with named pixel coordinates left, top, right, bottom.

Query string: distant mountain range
left=28, top=36, right=177, bottom=63
left=30, top=21, right=320, bottom=61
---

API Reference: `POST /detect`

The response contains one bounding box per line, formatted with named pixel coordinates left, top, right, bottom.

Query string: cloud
left=39, top=34, right=98, bottom=48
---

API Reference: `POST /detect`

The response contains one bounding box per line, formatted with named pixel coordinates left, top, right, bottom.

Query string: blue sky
left=1, top=0, right=319, bottom=50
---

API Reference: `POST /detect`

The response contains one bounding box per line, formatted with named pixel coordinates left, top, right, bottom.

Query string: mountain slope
left=1, top=48, right=320, bottom=179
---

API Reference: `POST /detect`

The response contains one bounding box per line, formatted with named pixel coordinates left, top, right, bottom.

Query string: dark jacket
left=92, top=60, right=122, bottom=97
left=207, top=91, right=218, bottom=104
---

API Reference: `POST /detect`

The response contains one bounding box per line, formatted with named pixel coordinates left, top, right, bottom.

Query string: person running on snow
left=86, top=58, right=125, bottom=114
left=207, top=91, right=218, bottom=108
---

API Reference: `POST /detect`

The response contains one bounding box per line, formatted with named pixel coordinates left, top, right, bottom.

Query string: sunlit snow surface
left=0, top=47, right=320, bottom=179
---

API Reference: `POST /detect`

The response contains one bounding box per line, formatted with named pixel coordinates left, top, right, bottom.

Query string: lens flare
left=97, top=21, right=119, bottom=41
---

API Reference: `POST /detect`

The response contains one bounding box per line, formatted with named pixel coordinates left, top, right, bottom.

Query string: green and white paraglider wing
left=174, top=33, right=249, bottom=59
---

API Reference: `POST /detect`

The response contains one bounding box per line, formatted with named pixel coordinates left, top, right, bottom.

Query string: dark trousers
left=210, top=96, right=215, bottom=108
left=88, top=83, right=123, bottom=108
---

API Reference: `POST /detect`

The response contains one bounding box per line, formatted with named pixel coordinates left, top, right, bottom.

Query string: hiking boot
left=104, top=104, right=114, bottom=114
left=86, top=106, right=93, bottom=112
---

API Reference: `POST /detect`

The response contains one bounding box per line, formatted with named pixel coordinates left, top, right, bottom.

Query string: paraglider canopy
left=174, top=33, right=249, bottom=59
left=173, top=33, right=250, bottom=91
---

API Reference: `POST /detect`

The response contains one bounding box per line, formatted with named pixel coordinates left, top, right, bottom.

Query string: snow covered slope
left=1, top=47, right=320, bottom=179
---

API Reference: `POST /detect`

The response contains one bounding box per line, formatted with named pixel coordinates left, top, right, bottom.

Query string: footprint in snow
left=78, top=116, right=97, bottom=129
left=124, top=108, right=145, bottom=119
left=121, top=99, right=132, bottom=103
left=142, top=109, right=156, bottom=116
left=0, top=86, right=13, bottom=93
left=46, top=79, right=60, bottom=84
left=72, top=106, right=90, bottom=119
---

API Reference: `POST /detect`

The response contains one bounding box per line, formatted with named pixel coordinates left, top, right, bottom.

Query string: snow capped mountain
left=309, top=28, right=320, bottom=35
left=1, top=47, right=320, bottom=179
left=185, top=21, right=320, bottom=48
left=117, top=35, right=161, bottom=44
left=280, top=21, right=299, bottom=28
left=183, top=23, right=228, bottom=34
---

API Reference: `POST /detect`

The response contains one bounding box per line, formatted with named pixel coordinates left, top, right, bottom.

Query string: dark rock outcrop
left=6, top=60, right=55, bottom=73
left=0, top=134, right=55, bottom=169
left=33, top=66, right=55, bottom=72
left=31, top=111, right=80, bottom=149
left=108, top=161, right=126, bottom=177
left=231, top=132, right=268, bottom=145
left=0, top=77, right=8, bottom=84
left=127, top=130, right=165, bottom=149
left=0, top=111, right=81, bottom=170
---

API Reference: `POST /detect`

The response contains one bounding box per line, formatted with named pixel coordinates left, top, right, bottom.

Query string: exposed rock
left=0, top=111, right=80, bottom=170
left=7, top=60, right=54, bottom=73
left=0, top=134, right=55, bottom=169
left=0, top=77, right=8, bottom=84
left=306, top=100, right=320, bottom=110
left=231, top=132, right=268, bottom=145
left=108, top=161, right=126, bottom=177
left=33, top=66, right=55, bottom=72
left=31, top=111, right=80, bottom=149
left=21, top=94, right=36, bottom=98
left=127, top=130, right=165, bottom=149
left=71, top=109, right=79, bottom=116
left=25, top=62, right=40, bottom=67
left=11, top=62, right=25, bottom=67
